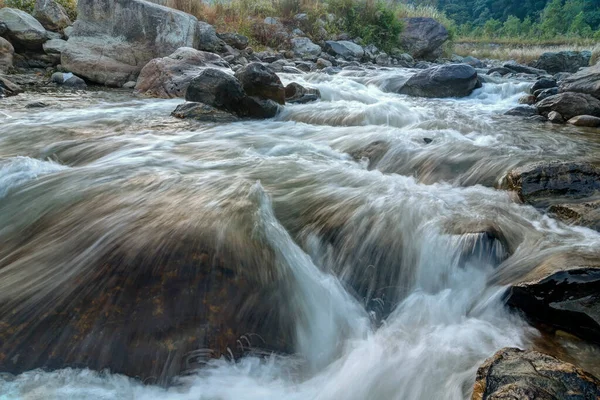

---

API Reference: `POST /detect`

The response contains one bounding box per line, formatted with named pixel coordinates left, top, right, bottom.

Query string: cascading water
left=0, top=68, right=599, bottom=399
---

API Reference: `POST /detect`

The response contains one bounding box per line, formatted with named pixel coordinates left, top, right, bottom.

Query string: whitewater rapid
left=1, top=67, right=599, bottom=400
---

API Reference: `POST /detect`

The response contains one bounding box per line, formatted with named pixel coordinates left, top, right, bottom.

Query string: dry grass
left=454, top=42, right=598, bottom=64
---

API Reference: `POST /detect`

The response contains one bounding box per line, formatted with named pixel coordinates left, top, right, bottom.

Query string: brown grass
left=454, top=42, right=597, bottom=65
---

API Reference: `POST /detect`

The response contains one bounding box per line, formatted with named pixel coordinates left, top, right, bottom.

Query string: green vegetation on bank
left=0, top=0, right=77, bottom=19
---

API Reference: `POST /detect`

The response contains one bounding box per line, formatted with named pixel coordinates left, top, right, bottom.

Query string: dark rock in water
left=504, top=106, right=538, bottom=117
left=503, top=61, right=547, bottom=76
left=554, top=71, right=572, bottom=82
left=398, top=17, right=448, bottom=61
left=549, top=201, right=600, bottom=232
left=217, top=32, right=249, bottom=50
left=185, top=68, right=246, bottom=114
left=502, top=162, right=600, bottom=208
left=447, top=221, right=511, bottom=267
left=534, top=87, right=558, bottom=101
left=322, top=66, right=341, bottom=75
left=239, top=96, right=281, bottom=119
left=536, top=92, right=600, bottom=121
left=527, top=115, right=548, bottom=122
left=284, top=82, right=320, bottom=104
left=533, top=51, right=591, bottom=74
left=472, top=347, right=600, bottom=400
left=568, top=115, right=600, bottom=127
left=234, top=62, right=285, bottom=105
left=560, top=62, right=600, bottom=100
left=423, top=138, right=433, bottom=144
left=531, top=77, right=557, bottom=93
left=349, top=140, right=390, bottom=170
left=25, top=101, right=48, bottom=108
left=295, top=61, right=314, bottom=73
left=0, top=75, right=23, bottom=97
left=547, top=110, right=564, bottom=124
left=399, top=64, right=479, bottom=98
left=487, top=67, right=512, bottom=76
left=518, top=95, right=536, bottom=105
left=171, top=102, right=239, bottom=123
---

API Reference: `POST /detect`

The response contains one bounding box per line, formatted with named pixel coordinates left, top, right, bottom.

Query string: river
left=0, top=68, right=599, bottom=399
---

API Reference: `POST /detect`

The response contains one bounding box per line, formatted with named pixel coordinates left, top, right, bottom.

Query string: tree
left=539, top=0, right=563, bottom=37
left=569, top=11, right=593, bottom=37
left=483, top=18, right=502, bottom=37
left=502, top=15, right=521, bottom=36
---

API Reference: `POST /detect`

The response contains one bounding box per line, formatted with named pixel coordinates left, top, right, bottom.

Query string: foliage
left=0, top=0, right=77, bottom=19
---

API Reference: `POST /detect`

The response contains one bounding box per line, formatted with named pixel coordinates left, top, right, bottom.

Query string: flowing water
left=1, top=68, right=600, bottom=399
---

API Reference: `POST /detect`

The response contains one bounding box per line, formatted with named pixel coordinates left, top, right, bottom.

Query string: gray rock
left=196, top=21, right=225, bottom=53
left=43, top=38, right=67, bottom=55
left=375, top=53, right=389, bottom=66
left=534, top=87, right=558, bottom=101
left=25, top=101, right=49, bottom=108
left=316, top=58, right=332, bottom=69
left=568, top=114, right=600, bottom=127
left=185, top=68, right=246, bottom=113
left=533, top=51, right=591, bottom=74
left=398, top=17, right=448, bottom=61
left=487, top=67, right=512, bottom=76
left=122, top=81, right=136, bottom=89
left=0, top=8, right=48, bottom=51
left=63, top=25, right=73, bottom=39
left=531, top=77, right=556, bottom=93
left=291, top=28, right=304, bottom=37
left=504, top=61, right=547, bottom=76
left=282, top=66, right=303, bottom=74
left=284, top=82, right=320, bottom=104
left=135, top=47, right=228, bottom=98
left=399, top=64, right=479, bottom=98
left=33, top=0, right=71, bottom=32
left=217, top=32, right=248, bottom=50
left=62, top=0, right=204, bottom=87
left=0, top=75, right=22, bottom=97
left=547, top=110, right=564, bottom=123
left=518, top=95, right=536, bottom=105
left=234, top=62, right=285, bottom=105
left=324, top=40, right=364, bottom=60
left=462, top=55, right=484, bottom=68
left=63, top=75, right=86, bottom=88
left=536, top=92, right=600, bottom=120
left=295, top=61, right=313, bottom=72
left=554, top=72, right=572, bottom=82
left=290, top=37, right=321, bottom=58
left=240, top=96, right=281, bottom=118
left=472, top=348, right=600, bottom=400
left=171, top=101, right=239, bottom=123
left=0, top=37, right=14, bottom=74
left=263, top=17, right=280, bottom=25
left=559, top=62, right=600, bottom=100
left=504, top=106, right=539, bottom=117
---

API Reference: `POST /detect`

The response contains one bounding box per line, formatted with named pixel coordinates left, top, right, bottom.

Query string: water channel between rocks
left=0, top=68, right=600, bottom=399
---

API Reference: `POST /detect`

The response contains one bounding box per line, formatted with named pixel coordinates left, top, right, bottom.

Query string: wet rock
left=295, top=61, right=313, bottom=73
left=533, top=51, right=592, bottom=74
left=423, top=138, right=433, bottom=144
left=0, top=75, right=23, bottom=97
left=42, top=38, right=67, bottom=55
left=290, top=37, right=322, bottom=58
left=548, top=111, right=564, bottom=124
left=239, top=96, right=281, bottom=119
left=282, top=66, right=302, bottom=74
left=0, top=37, right=14, bottom=73
left=217, top=32, right=248, bottom=50
left=502, top=162, right=600, bottom=207
left=62, top=0, right=202, bottom=87
left=487, top=67, right=512, bottom=76
left=527, top=115, right=548, bottom=122
left=536, top=92, right=600, bottom=121
left=531, top=77, right=557, bottom=93
left=504, top=106, right=539, bottom=117
left=518, top=95, right=536, bottom=105
left=399, top=64, right=479, bottom=98
left=398, top=17, right=448, bottom=61
left=472, top=347, right=600, bottom=400
left=559, top=62, right=600, bottom=100
left=33, top=0, right=71, bottom=32
left=549, top=201, right=600, bottom=232
left=324, top=40, right=364, bottom=60
left=171, top=101, right=239, bottom=123
left=534, top=87, right=558, bottom=102
left=122, top=81, right=136, bottom=89
left=322, top=66, right=341, bottom=75
left=25, top=101, right=48, bottom=108
left=568, top=115, right=600, bottom=127
left=447, top=220, right=512, bottom=267
left=185, top=68, right=246, bottom=113
left=0, top=8, right=48, bottom=51
left=316, top=58, right=332, bottom=69
left=554, top=72, right=572, bottom=82
left=135, top=47, right=229, bottom=99
left=234, top=62, right=285, bottom=105
left=504, top=61, right=547, bottom=76
left=375, top=53, right=390, bottom=66
left=51, top=71, right=86, bottom=88
left=462, top=56, right=484, bottom=68
left=63, top=25, right=72, bottom=39
left=196, top=21, right=225, bottom=53
left=349, top=140, right=390, bottom=169
left=284, top=82, right=320, bottom=104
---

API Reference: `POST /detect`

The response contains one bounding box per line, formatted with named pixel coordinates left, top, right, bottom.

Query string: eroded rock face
left=399, top=17, right=448, bottom=61
left=0, top=37, right=14, bottom=73
left=533, top=51, right=591, bottom=74
left=33, top=0, right=72, bottom=32
left=399, top=64, right=479, bottom=98
left=62, top=0, right=202, bottom=87
left=234, top=62, right=285, bottom=105
left=560, top=62, right=600, bottom=100
left=0, top=8, right=48, bottom=51
left=536, top=92, right=600, bottom=121
left=135, top=47, right=229, bottom=98
left=472, top=348, right=600, bottom=400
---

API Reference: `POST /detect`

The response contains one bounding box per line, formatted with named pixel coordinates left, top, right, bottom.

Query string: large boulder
left=234, top=62, right=285, bottom=105
left=560, top=62, right=600, bottom=100
left=285, top=82, right=320, bottom=104
left=0, top=8, right=48, bottom=51
left=533, top=51, right=591, bottom=74
left=324, top=40, right=364, bottom=60
left=504, top=61, right=547, bottom=76
left=42, top=38, right=67, bottom=55
left=33, top=0, right=72, bottom=32
left=398, top=17, right=448, bottom=61
left=196, top=21, right=226, bottom=53
left=62, top=0, right=207, bottom=87
left=472, top=348, right=600, bottom=400
left=536, top=92, right=600, bottom=120
left=568, top=114, right=600, bottom=127
left=135, top=47, right=229, bottom=98
left=399, top=63, right=479, bottom=98
left=0, top=37, right=14, bottom=74
left=290, top=37, right=322, bottom=58
left=0, top=75, right=22, bottom=97
left=185, top=68, right=246, bottom=113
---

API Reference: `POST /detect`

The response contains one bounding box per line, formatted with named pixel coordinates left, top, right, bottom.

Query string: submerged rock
left=234, top=62, right=285, bottom=105
left=398, top=17, right=448, bottom=61
left=533, top=51, right=591, bottom=74
left=135, top=47, right=228, bottom=99
left=504, top=106, right=538, bottom=117
left=549, top=201, right=600, bottom=232
left=284, top=82, right=320, bottom=104
left=399, top=64, right=479, bottom=98
left=560, top=62, right=600, bottom=100
left=536, top=92, right=600, bottom=121
left=568, top=115, right=600, bottom=127
left=349, top=140, right=390, bottom=170
left=472, top=347, right=600, bottom=400
left=171, top=101, right=239, bottom=123
left=0, top=7, right=48, bottom=51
